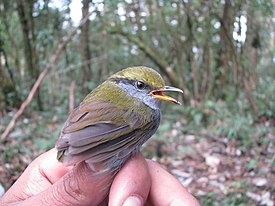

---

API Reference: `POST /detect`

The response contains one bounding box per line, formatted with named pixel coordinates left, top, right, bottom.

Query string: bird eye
left=135, top=81, right=146, bottom=90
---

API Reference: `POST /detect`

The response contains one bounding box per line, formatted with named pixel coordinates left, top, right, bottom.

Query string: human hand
left=1, top=148, right=200, bottom=206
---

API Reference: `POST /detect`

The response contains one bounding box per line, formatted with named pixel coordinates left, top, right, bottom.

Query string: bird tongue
left=150, top=86, right=183, bottom=105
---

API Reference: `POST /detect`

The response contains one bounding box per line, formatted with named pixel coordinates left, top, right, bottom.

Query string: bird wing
left=55, top=99, right=152, bottom=167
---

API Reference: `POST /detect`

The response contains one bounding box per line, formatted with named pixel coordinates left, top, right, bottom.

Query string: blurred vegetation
left=0, top=0, right=274, bottom=205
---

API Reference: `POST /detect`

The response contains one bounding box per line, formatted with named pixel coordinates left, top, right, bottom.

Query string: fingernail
left=123, top=196, right=142, bottom=206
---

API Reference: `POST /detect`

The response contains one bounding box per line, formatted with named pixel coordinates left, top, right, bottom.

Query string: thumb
left=1, top=149, right=111, bottom=206
left=24, top=162, right=111, bottom=206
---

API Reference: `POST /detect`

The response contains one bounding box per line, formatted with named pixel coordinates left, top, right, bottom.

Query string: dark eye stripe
left=110, top=77, right=151, bottom=90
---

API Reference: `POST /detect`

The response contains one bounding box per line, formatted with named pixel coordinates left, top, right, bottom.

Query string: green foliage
left=33, top=137, right=55, bottom=151
left=198, top=180, right=249, bottom=206
left=254, top=76, right=275, bottom=117
left=205, top=80, right=273, bottom=149
left=198, top=192, right=217, bottom=206
left=1, top=0, right=274, bottom=117
left=198, top=191, right=249, bottom=206
left=0, top=1, right=274, bottom=204
left=219, top=192, right=249, bottom=206
left=246, top=159, right=258, bottom=170
left=171, top=85, right=272, bottom=150
left=2, top=143, right=21, bottom=162
left=216, top=114, right=253, bottom=140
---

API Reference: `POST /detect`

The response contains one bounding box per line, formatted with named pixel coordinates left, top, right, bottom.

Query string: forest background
left=0, top=0, right=274, bottom=205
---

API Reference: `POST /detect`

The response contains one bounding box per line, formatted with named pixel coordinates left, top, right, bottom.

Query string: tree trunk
left=0, top=41, right=20, bottom=111
left=186, top=13, right=199, bottom=100
left=243, top=5, right=260, bottom=89
left=219, top=0, right=233, bottom=85
left=80, top=0, right=92, bottom=94
left=201, top=42, right=210, bottom=100
left=16, top=0, right=42, bottom=109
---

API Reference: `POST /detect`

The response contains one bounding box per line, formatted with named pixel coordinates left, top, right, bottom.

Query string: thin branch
left=1, top=12, right=93, bottom=140
left=110, top=28, right=192, bottom=99
left=69, top=80, right=75, bottom=113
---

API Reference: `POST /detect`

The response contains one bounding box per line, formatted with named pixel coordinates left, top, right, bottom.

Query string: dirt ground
left=0, top=117, right=274, bottom=205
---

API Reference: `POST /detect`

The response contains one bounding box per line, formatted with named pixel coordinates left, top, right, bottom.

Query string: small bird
left=56, top=66, right=183, bottom=175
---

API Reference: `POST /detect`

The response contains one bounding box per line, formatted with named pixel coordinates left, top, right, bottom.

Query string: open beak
left=149, top=86, right=183, bottom=105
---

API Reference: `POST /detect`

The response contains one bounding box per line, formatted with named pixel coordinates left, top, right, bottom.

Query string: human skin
left=1, top=148, right=200, bottom=206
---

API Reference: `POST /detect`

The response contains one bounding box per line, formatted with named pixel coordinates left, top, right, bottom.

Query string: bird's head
left=108, top=66, right=183, bottom=110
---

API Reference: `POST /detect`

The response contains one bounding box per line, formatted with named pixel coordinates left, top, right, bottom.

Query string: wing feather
left=56, top=90, right=160, bottom=171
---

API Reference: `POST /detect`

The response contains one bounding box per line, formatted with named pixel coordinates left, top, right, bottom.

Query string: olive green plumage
left=55, top=66, right=182, bottom=175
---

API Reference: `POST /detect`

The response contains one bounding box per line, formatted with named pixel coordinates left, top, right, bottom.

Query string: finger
left=147, top=160, right=200, bottom=206
left=108, top=153, right=151, bottom=206
left=1, top=148, right=70, bottom=204
left=20, top=161, right=112, bottom=206
left=39, top=148, right=73, bottom=183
